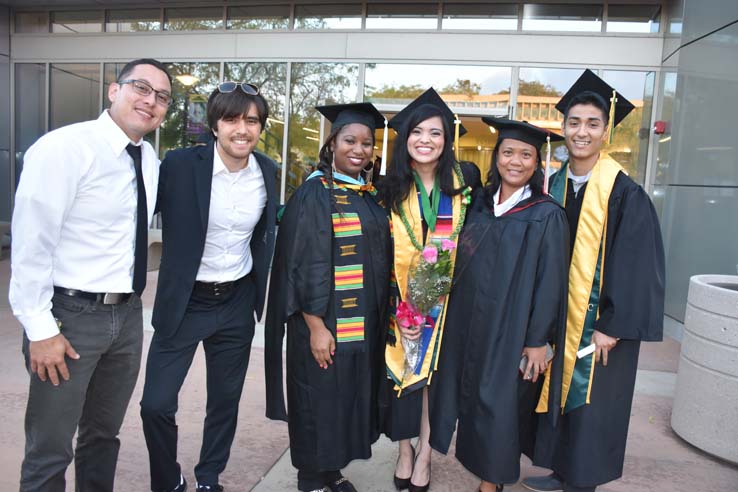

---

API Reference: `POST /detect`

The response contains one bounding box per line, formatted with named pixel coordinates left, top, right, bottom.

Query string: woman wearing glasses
left=265, top=103, right=392, bottom=492
left=379, top=88, right=480, bottom=492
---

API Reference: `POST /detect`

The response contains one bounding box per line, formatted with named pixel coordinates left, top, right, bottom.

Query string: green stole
left=537, top=155, right=623, bottom=413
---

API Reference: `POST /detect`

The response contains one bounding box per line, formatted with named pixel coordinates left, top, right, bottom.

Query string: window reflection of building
left=287, top=63, right=359, bottom=199
left=50, top=64, right=100, bottom=131
left=160, top=63, right=220, bottom=157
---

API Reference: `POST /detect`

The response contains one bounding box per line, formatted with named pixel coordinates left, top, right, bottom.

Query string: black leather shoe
left=326, top=476, right=357, bottom=492
left=393, top=445, right=415, bottom=490
left=170, top=475, right=187, bottom=492
left=521, top=473, right=564, bottom=492
left=195, top=484, right=224, bottom=492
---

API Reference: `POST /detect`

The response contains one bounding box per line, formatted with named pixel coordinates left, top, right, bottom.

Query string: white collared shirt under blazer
left=9, top=110, right=159, bottom=341
left=195, top=147, right=267, bottom=283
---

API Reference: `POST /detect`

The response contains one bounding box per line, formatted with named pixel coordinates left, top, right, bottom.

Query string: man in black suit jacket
left=140, top=83, right=278, bottom=492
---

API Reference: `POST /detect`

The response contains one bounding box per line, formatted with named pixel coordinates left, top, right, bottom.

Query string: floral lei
left=397, top=161, right=473, bottom=252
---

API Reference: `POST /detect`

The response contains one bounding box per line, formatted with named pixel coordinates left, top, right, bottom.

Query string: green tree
left=499, top=80, right=562, bottom=97
left=440, top=79, right=481, bottom=99
left=365, top=83, right=425, bottom=100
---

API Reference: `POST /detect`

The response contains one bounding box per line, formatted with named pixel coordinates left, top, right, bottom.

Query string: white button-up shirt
left=9, top=110, right=159, bottom=341
left=195, top=146, right=267, bottom=283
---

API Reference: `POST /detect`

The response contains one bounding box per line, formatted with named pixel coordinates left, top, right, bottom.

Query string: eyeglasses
left=118, top=79, right=173, bottom=107
left=217, top=81, right=260, bottom=96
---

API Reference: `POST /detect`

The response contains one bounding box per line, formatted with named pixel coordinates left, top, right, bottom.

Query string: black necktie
left=126, top=143, right=147, bottom=296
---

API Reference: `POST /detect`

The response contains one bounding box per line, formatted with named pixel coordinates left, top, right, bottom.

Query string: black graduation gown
left=428, top=191, right=570, bottom=485
left=378, top=162, right=483, bottom=442
left=264, top=177, right=391, bottom=472
left=533, top=172, right=665, bottom=488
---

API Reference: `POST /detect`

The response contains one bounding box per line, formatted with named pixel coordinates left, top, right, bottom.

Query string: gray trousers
left=20, top=292, right=143, bottom=492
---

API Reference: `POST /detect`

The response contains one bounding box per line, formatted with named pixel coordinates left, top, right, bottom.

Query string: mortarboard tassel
left=607, top=89, right=617, bottom=144
left=454, top=114, right=461, bottom=161
left=380, top=118, right=389, bottom=176
left=543, top=134, right=551, bottom=195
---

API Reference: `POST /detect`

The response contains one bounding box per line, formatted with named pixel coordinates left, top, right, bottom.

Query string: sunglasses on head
left=217, top=81, right=260, bottom=95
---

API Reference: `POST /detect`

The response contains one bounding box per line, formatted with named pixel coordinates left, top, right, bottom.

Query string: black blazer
left=152, top=141, right=278, bottom=339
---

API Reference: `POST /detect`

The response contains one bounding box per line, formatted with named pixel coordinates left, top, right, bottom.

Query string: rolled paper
left=576, top=343, right=596, bottom=359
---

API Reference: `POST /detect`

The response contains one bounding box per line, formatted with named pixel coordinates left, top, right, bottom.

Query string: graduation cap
left=555, top=69, right=635, bottom=143
left=316, top=102, right=389, bottom=177
left=482, top=117, right=565, bottom=195
left=387, top=88, right=467, bottom=172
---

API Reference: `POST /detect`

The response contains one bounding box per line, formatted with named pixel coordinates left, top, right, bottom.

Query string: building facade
left=0, top=0, right=736, bottom=325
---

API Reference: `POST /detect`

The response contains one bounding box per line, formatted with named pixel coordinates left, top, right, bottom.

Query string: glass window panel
left=522, top=4, right=602, bottom=32
left=159, top=63, right=220, bottom=157
left=653, top=72, right=677, bottom=188
left=224, top=62, right=287, bottom=190
left=51, top=10, right=102, bottom=33
left=607, top=4, right=661, bottom=33
left=366, top=3, right=438, bottom=29
left=517, top=67, right=581, bottom=173
left=164, top=7, right=223, bottom=31
left=442, top=3, right=518, bottom=30
left=14, top=64, right=46, bottom=181
left=15, top=11, right=48, bottom=33
left=602, top=70, right=654, bottom=183
left=228, top=5, right=290, bottom=30
left=49, top=64, right=100, bottom=131
left=294, top=4, right=362, bottom=29
left=286, top=63, right=359, bottom=199
left=106, top=9, right=161, bottom=32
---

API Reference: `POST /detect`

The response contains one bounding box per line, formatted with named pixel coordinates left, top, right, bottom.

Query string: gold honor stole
left=385, top=173, right=462, bottom=395
left=537, top=155, right=623, bottom=414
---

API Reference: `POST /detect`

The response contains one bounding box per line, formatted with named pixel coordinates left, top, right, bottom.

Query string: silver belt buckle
left=102, top=293, right=123, bottom=304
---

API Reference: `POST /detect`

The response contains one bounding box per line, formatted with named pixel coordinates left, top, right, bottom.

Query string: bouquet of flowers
left=395, top=239, right=456, bottom=380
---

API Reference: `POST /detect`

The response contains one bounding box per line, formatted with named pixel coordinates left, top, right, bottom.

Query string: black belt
left=193, top=275, right=247, bottom=297
left=53, top=287, right=133, bottom=305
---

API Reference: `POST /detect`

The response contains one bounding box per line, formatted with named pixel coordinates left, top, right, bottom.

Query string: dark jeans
left=20, top=292, right=143, bottom=492
left=140, top=275, right=256, bottom=491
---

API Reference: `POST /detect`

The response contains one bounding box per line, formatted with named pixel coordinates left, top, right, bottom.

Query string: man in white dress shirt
left=140, top=83, right=278, bottom=492
left=9, top=58, right=172, bottom=492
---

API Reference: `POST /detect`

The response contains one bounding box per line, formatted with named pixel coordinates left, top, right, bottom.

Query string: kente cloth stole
left=321, top=177, right=372, bottom=352
left=536, top=156, right=623, bottom=414
left=385, top=173, right=462, bottom=395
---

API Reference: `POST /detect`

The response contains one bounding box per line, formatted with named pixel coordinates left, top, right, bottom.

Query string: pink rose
left=441, top=239, right=456, bottom=252
left=422, top=246, right=438, bottom=264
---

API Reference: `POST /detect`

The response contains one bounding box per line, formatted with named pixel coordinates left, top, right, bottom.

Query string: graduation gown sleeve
left=525, top=207, right=570, bottom=348
left=264, top=179, right=333, bottom=421
left=596, top=178, right=665, bottom=341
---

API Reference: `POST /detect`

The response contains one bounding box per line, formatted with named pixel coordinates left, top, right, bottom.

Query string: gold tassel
left=608, top=89, right=617, bottom=144
left=454, top=114, right=461, bottom=161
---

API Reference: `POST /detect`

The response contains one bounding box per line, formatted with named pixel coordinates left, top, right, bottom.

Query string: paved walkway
left=0, top=256, right=735, bottom=491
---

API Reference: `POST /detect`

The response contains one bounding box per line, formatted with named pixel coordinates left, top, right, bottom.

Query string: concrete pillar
left=671, top=274, right=738, bottom=464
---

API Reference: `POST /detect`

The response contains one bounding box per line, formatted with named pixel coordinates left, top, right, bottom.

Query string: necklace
left=398, top=162, right=472, bottom=252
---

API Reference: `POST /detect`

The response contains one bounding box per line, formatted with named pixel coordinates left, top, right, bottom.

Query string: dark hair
left=483, top=138, right=544, bottom=208
left=207, top=89, right=270, bottom=134
left=317, top=122, right=376, bottom=208
left=563, top=90, right=610, bottom=125
left=117, top=58, right=172, bottom=86
left=379, top=104, right=463, bottom=214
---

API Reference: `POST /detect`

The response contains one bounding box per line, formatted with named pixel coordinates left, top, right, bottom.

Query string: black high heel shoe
left=393, top=445, right=415, bottom=490
left=408, top=459, right=430, bottom=492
